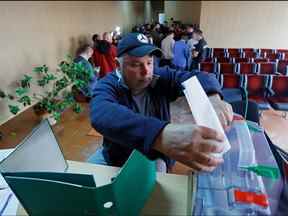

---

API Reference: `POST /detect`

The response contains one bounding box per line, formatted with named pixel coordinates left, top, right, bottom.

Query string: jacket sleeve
left=154, top=67, right=223, bottom=101
left=89, top=77, right=169, bottom=154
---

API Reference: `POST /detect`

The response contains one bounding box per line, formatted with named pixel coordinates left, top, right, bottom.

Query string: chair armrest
left=239, top=87, right=248, bottom=101
left=266, top=87, right=275, bottom=97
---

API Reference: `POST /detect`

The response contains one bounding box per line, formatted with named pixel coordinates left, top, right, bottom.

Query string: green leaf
left=43, top=65, right=48, bottom=73
left=18, top=95, right=32, bottom=106
left=20, top=75, right=32, bottom=88
left=15, top=87, right=28, bottom=97
left=52, top=111, right=61, bottom=122
left=55, top=77, right=69, bottom=92
left=37, top=79, right=46, bottom=87
left=73, top=103, right=82, bottom=113
left=9, top=105, right=20, bottom=114
left=33, top=66, right=44, bottom=73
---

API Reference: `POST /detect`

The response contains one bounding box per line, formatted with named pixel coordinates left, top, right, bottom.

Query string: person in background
left=190, top=29, right=208, bottom=70
left=92, top=32, right=117, bottom=78
left=88, top=32, right=233, bottom=173
left=172, top=33, right=191, bottom=70
left=150, top=23, right=163, bottom=48
left=73, top=44, right=98, bottom=99
left=92, top=34, right=100, bottom=49
left=160, top=29, right=175, bottom=67
left=186, top=25, right=194, bottom=40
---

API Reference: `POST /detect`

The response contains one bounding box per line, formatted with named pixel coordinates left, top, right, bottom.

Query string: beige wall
left=0, top=1, right=145, bottom=125
left=164, top=1, right=201, bottom=24
left=200, top=1, right=288, bottom=48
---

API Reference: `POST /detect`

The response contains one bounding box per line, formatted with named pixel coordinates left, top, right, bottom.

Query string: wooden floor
left=0, top=99, right=287, bottom=175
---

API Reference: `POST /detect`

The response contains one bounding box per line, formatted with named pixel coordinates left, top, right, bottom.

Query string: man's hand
left=154, top=123, right=225, bottom=172
left=209, top=94, right=233, bottom=130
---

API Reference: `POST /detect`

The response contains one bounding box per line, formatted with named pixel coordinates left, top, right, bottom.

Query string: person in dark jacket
left=190, top=29, right=209, bottom=70
left=88, top=33, right=233, bottom=173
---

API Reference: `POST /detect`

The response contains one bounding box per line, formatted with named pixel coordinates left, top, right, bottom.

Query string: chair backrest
left=276, top=49, right=288, bottom=54
left=242, top=48, right=256, bottom=53
left=202, top=57, right=214, bottom=62
left=243, top=52, right=257, bottom=58
left=270, top=75, right=288, bottom=97
left=259, top=49, right=275, bottom=58
left=257, top=63, right=276, bottom=75
left=213, top=52, right=227, bottom=59
left=221, top=74, right=243, bottom=89
left=267, top=53, right=279, bottom=61
left=227, top=48, right=241, bottom=55
left=212, top=48, right=226, bottom=53
left=237, top=63, right=256, bottom=74
left=228, top=52, right=242, bottom=58
left=246, top=75, right=269, bottom=96
left=253, top=58, right=269, bottom=63
left=215, top=57, right=230, bottom=63
left=260, top=48, right=275, bottom=53
left=218, top=63, right=236, bottom=74
left=277, top=60, right=288, bottom=75
left=199, top=62, right=217, bottom=73
left=233, top=57, right=250, bottom=63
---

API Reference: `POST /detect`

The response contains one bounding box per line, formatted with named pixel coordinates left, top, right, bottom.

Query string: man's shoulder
left=99, top=71, right=119, bottom=84
left=73, top=56, right=84, bottom=63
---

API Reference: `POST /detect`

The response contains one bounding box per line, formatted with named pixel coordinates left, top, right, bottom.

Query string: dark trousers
left=159, top=59, right=172, bottom=67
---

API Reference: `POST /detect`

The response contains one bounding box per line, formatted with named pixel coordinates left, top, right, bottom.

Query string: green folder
left=2, top=150, right=156, bottom=216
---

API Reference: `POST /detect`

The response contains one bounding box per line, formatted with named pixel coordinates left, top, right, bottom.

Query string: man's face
left=122, top=55, right=154, bottom=93
left=87, top=47, right=94, bottom=58
left=192, top=32, right=199, bottom=41
left=187, top=27, right=194, bottom=33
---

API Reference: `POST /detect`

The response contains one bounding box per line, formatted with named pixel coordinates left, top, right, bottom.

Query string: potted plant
left=0, top=55, right=93, bottom=125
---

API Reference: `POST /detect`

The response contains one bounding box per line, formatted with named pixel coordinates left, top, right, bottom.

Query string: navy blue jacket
left=89, top=66, right=222, bottom=167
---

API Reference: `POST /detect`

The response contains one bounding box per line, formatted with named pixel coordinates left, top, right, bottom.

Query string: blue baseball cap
left=117, top=33, right=162, bottom=57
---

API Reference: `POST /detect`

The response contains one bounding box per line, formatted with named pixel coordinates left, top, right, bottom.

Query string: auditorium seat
left=215, top=57, right=230, bottom=63
left=243, top=52, right=257, bottom=59
left=277, top=60, right=288, bottom=75
left=213, top=52, right=227, bottom=59
left=266, top=53, right=279, bottom=62
left=202, top=57, right=214, bottom=62
left=198, top=62, right=217, bottom=76
left=253, top=58, right=269, bottom=63
left=218, top=63, right=236, bottom=74
left=220, top=74, right=247, bottom=103
left=237, top=63, right=256, bottom=74
left=267, top=75, right=288, bottom=116
left=259, top=49, right=275, bottom=58
left=232, top=57, right=250, bottom=63
left=228, top=52, right=242, bottom=58
left=257, top=62, right=277, bottom=75
left=227, top=48, right=241, bottom=55
left=242, top=48, right=256, bottom=53
left=246, top=74, right=271, bottom=110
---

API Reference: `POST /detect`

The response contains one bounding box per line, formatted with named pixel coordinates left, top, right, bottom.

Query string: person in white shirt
left=160, top=29, right=175, bottom=67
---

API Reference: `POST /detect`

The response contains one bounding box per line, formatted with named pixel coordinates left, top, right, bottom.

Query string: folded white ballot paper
left=182, top=76, right=231, bottom=157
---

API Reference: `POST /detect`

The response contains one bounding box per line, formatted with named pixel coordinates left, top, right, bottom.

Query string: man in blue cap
left=88, top=32, right=233, bottom=172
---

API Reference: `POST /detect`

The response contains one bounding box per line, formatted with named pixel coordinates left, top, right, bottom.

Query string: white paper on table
left=182, top=76, right=231, bottom=157
left=0, top=148, right=19, bottom=215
